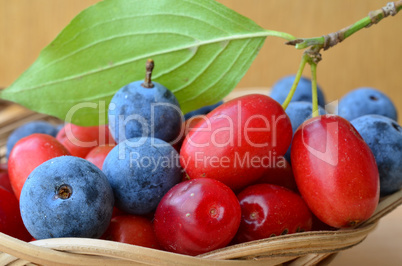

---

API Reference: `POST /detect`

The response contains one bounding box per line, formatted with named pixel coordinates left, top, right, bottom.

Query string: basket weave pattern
left=0, top=101, right=401, bottom=266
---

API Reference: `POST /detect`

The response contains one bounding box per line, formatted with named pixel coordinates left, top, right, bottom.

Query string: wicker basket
left=0, top=90, right=401, bottom=266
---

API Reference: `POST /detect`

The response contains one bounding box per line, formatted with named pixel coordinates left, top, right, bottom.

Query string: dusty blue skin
left=102, top=137, right=182, bottom=215
left=19, top=156, right=114, bottom=240
left=184, top=101, right=223, bottom=120
left=337, top=87, right=398, bottom=121
left=284, top=101, right=326, bottom=162
left=269, top=75, right=326, bottom=107
left=6, top=120, right=58, bottom=158
left=351, top=115, right=402, bottom=196
left=108, top=81, right=182, bottom=144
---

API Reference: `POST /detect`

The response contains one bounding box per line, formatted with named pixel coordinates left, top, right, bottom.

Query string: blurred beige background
left=1, top=0, right=401, bottom=123
left=1, top=1, right=401, bottom=265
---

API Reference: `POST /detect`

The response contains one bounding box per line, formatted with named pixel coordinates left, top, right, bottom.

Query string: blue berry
left=270, top=75, right=326, bottom=107
left=284, top=101, right=326, bottom=162
left=102, top=137, right=182, bottom=215
left=351, top=115, right=402, bottom=196
left=19, top=156, right=114, bottom=239
left=337, top=87, right=397, bottom=121
left=6, top=120, right=58, bottom=158
left=108, top=60, right=182, bottom=144
left=184, top=101, right=223, bottom=120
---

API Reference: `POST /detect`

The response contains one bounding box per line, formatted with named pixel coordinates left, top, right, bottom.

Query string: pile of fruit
left=0, top=60, right=401, bottom=257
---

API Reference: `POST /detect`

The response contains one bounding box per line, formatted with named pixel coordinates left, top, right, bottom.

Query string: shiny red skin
left=0, top=186, right=32, bottom=241
left=253, top=156, right=298, bottom=192
left=56, top=123, right=114, bottom=158
left=0, top=163, right=12, bottom=193
left=233, top=184, right=312, bottom=244
left=291, top=115, right=380, bottom=228
left=85, top=145, right=115, bottom=170
left=180, top=94, right=292, bottom=191
left=102, top=215, right=161, bottom=250
left=154, top=178, right=241, bottom=256
left=0, top=171, right=13, bottom=193
left=172, top=115, right=206, bottom=153
left=8, top=133, right=70, bottom=200
left=184, top=115, right=207, bottom=135
left=111, top=207, right=127, bottom=218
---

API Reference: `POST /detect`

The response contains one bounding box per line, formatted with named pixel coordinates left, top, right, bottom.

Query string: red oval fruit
left=0, top=164, right=13, bottom=193
left=253, top=156, right=298, bottom=192
left=154, top=178, right=241, bottom=256
left=291, top=115, right=379, bottom=228
left=233, top=184, right=312, bottom=244
left=0, top=186, right=32, bottom=241
left=180, top=94, right=292, bottom=191
left=0, top=171, right=12, bottom=193
left=57, top=123, right=114, bottom=158
left=172, top=115, right=206, bottom=153
left=8, top=133, right=70, bottom=200
left=102, top=215, right=161, bottom=250
left=85, top=145, right=115, bottom=170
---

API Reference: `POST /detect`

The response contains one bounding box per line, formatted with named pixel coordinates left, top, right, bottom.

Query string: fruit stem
left=281, top=53, right=309, bottom=110
left=287, top=1, right=402, bottom=50
left=310, top=62, right=319, bottom=117
left=141, top=59, right=155, bottom=88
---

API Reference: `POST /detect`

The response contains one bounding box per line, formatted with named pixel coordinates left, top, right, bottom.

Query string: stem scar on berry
left=54, top=184, right=73, bottom=200
left=348, top=220, right=360, bottom=227
left=141, top=59, right=155, bottom=89
left=209, top=207, right=219, bottom=218
left=250, top=212, right=258, bottom=220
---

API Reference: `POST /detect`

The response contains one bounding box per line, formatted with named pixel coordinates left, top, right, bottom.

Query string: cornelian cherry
left=253, top=156, right=298, bottom=192
left=56, top=123, right=114, bottom=158
left=85, top=145, right=115, bottom=170
left=291, top=115, right=379, bottom=228
left=8, top=133, right=70, bottom=200
left=154, top=178, right=241, bottom=256
left=180, top=94, right=292, bottom=191
left=102, top=215, right=161, bottom=250
left=233, top=184, right=312, bottom=244
left=0, top=186, right=31, bottom=241
left=0, top=171, right=12, bottom=193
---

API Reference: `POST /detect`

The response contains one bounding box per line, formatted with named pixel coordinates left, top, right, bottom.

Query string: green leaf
left=1, top=0, right=293, bottom=126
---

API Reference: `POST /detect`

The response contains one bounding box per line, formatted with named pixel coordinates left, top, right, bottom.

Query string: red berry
left=111, top=206, right=127, bottom=218
left=85, top=145, right=115, bottom=170
left=171, top=115, right=206, bottom=153
left=180, top=94, right=292, bottom=191
left=8, top=133, right=70, bottom=200
left=184, top=115, right=207, bottom=135
left=0, top=186, right=32, bottom=241
left=154, top=178, right=241, bottom=256
left=0, top=163, right=12, bottom=193
left=102, top=215, right=161, bottom=250
left=0, top=163, right=7, bottom=172
left=291, top=115, right=379, bottom=228
left=253, top=156, right=298, bottom=192
left=233, top=184, right=312, bottom=244
left=56, top=123, right=114, bottom=158
left=0, top=171, right=13, bottom=193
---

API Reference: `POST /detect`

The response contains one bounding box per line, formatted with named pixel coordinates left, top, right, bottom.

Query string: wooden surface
left=0, top=1, right=401, bottom=265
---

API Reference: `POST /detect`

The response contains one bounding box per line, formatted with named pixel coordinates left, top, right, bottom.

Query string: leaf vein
left=11, top=32, right=269, bottom=93
left=180, top=39, right=252, bottom=102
